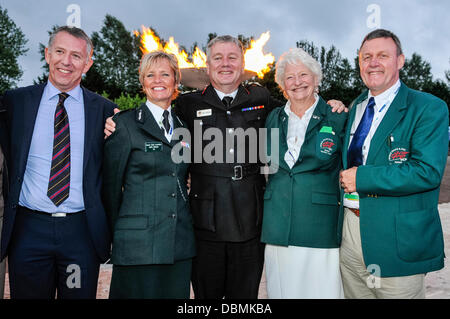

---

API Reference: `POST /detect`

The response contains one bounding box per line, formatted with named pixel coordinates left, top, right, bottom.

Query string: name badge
left=196, top=109, right=212, bottom=117
left=145, top=142, right=163, bottom=152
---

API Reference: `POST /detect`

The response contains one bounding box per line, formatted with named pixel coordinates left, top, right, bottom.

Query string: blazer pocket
left=190, top=186, right=216, bottom=232
left=395, top=208, right=444, bottom=262
left=315, top=132, right=339, bottom=161
left=115, top=215, right=148, bottom=230
left=312, top=192, right=339, bottom=206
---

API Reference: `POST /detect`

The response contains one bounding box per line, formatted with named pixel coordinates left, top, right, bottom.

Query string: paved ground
left=3, top=156, right=450, bottom=299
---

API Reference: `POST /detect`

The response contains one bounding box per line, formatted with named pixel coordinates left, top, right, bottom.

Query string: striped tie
left=47, top=92, right=70, bottom=206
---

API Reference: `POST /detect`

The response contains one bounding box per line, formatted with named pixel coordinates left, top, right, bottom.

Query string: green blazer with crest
left=338, top=82, right=448, bottom=277
left=102, top=103, right=195, bottom=266
left=261, top=97, right=348, bottom=248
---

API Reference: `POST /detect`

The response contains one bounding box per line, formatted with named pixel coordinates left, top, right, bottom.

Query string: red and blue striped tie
left=47, top=92, right=70, bottom=206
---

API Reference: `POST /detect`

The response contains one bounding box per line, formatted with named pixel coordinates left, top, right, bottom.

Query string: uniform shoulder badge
left=112, top=108, right=133, bottom=120
left=246, top=81, right=263, bottom=87
left=181, top=89, right=200, bottom=95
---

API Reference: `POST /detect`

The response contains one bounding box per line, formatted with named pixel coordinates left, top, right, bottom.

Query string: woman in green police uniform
left=261, top=48, right=348, bottom=298
left=103, top=51, right=195, bottom=298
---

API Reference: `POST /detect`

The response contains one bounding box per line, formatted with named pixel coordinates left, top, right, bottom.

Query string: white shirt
left=344, top=80, right=401, bottom=209
left=145, top=100, right=173, bottom=142
left=283, top=96, right=319, bottom=169
left=214, top=88, right=238, bottom=102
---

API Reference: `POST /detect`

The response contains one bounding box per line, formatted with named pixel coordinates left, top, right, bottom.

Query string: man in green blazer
left=339, top=29, right=449, bottom=298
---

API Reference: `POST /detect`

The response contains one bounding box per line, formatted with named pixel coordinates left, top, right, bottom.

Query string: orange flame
left=135, top=26, right=274, bottom=78
left=244, top=31, right=275, bottom=78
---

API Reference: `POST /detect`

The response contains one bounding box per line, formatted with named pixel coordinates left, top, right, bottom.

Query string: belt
left=347, top=208, right=360, bottom=217
left=19, top=205, right=85, bottom=217
left=191, top=164, right=260, bottom=181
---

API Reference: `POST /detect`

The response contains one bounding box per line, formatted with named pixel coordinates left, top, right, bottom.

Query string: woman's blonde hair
left=139, top=50, right=181, bottom=100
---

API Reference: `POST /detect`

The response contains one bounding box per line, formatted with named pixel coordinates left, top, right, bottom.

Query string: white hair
left=275, top=48, right=323, bottom=91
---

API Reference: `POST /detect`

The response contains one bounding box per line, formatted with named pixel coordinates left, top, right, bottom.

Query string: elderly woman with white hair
left=261, top=48, right=348, bottom=298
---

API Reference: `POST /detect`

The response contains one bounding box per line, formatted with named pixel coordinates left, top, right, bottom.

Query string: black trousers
left=191, top=237, right=265, bottom=299
left=8, top=206, right=101, bottom=299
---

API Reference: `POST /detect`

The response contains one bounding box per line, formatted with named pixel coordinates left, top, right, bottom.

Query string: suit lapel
left=304, top=97, right=327, bottom=138
left=366, top=83, right=408, bottom=164
left=276, top=108, right=290, bottom=172
left=229, top=85, right=250, bottom=110
left=202, top=85, right=226, bottom=110
left=137, top=103, right=172, bottom=146
left=20, top=84, right=46, bottom=174
left=342, top=92, right=369, bottom=169
left=290, top=98, right=327, bottom=173
left=82, top=87, right=99, bottom=174
left=170, top=113, right=186, bottom=147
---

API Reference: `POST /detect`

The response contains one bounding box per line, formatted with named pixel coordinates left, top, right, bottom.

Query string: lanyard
left=373, top=86, right=400, bottom=120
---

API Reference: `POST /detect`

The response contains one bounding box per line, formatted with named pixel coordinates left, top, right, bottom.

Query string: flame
left=244, top=31, right=275, bottom=78
left=135, top=26, right=274, bottom=78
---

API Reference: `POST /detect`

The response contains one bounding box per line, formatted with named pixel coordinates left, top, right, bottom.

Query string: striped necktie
left=47, top=92, right=70, bottom=206
left=347, top=97, right=375, bottom=167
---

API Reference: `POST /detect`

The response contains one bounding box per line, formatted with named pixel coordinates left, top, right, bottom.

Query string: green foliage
left=296, top=40, right=361, bottom=105
left=86, top=15, right=142, bottom=98
left=102, top=91, right=145, bottom=110
left=0, top=5, right=28, bottom=94
left=400, top=53, right=433, bottom=90
left=34, top=25, right=59, bottom=85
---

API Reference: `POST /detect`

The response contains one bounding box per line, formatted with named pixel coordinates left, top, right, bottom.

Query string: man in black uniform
left=176, top=35, right=282, bottom=299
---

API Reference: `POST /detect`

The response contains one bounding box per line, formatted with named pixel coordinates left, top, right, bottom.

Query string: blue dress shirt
left=19, top=82, right=85, bottom=213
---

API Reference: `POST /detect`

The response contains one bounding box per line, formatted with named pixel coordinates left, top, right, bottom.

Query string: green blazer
left=102, top=103, right=195, bottom=265
left=261, top=97, right=348, bottom=248
left=338, top=82, right=449, bottom=277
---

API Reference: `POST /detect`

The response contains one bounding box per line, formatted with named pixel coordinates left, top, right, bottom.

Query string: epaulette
left=246, top=81, right=263, bottom=87
left=112, top=108, right=133, bottom=120
left=181, top=89, right=201, bottom=95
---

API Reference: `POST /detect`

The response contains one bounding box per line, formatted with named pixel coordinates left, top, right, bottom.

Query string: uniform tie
left=347, top=97, right=375, bottom=167
left=222, top=96, right=233, bottom=108
left=162, top=110, right=171, bottom=134
left=47, top=92, right=70, bottom=206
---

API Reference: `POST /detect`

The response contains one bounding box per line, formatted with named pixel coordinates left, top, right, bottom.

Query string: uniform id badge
left=196, top=109, right=212, bottom=117
left=145, top=142, right=163, bottom=152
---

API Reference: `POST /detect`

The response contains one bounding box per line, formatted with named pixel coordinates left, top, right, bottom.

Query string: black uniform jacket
left=175, top=84, right=283, bottom=242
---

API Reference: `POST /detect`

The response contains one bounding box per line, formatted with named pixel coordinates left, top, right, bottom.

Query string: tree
left=34, top=25, right=59, bottom=85
left=445, top=59, right=450, bottom=85
left=296, top=40, right=360, bottom=105
left=0, top=5, right=28, bottom=94
left=86, top=15, right=142, bottom=98
left=399, top=53, right=433, bottom=90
